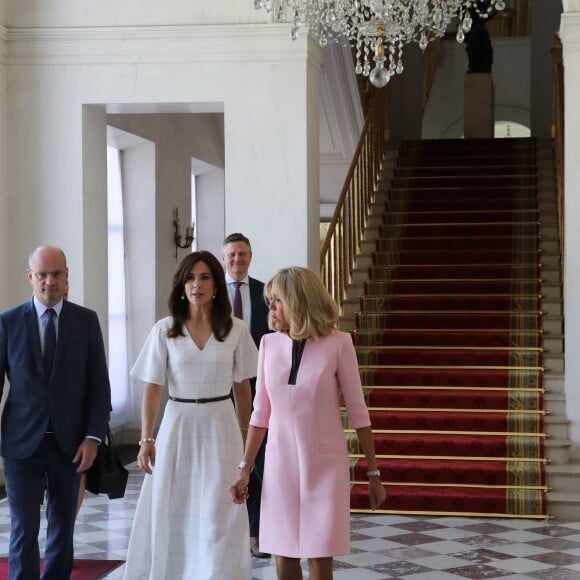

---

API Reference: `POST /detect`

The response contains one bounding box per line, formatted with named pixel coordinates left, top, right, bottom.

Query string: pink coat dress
left=251, top=330, right=371, bottom=558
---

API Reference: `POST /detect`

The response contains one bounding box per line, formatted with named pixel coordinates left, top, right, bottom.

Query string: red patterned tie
left=233, top=282, right=243, bottom=319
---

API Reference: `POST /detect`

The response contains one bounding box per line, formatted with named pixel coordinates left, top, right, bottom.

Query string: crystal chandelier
left=254, top=0, right=506, bottom=88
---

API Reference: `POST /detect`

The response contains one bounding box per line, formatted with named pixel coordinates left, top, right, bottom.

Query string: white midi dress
left=123, top=317, right=258, bottom=580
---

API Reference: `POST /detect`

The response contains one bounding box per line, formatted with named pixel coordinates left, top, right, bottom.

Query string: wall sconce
left=173, top=207, right=195, bottom=260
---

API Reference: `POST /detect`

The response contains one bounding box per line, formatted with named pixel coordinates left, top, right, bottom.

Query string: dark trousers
left=3, top=434, right=80, bottom=580
left=247, top=434, right=267, bottom=538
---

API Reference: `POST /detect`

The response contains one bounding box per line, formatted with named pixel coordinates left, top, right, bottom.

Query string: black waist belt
left=169, top=393, right=231, bottom=404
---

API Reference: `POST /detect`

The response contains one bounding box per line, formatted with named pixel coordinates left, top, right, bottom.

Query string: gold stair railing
left=551, top=36, right=564, bottom=292
left=320, top=89, right=388, bottom=311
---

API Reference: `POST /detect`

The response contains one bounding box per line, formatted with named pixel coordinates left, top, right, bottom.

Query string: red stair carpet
left=347, top=138, right=547, bottom=518
left=0, top=558, right=124, bottom=580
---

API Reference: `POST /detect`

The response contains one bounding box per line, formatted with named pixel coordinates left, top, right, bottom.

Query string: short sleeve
left=232, top=319, right=259, bottom=383
left=130, top=318, right=170, bottom=386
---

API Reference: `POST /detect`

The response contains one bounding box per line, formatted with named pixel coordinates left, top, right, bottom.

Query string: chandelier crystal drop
left=255, top=0, right=506, bottom=87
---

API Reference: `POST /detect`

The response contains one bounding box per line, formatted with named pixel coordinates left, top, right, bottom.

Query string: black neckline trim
left=288, top=339, right=306, bottom=385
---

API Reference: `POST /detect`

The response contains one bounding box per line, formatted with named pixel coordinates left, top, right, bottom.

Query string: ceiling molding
left=3, top=23, right=319, bottom=66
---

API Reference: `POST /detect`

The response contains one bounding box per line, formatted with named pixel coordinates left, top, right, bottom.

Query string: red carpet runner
left=0, top=558, right=124, bottom=580
left=347, top=138, right=547, bottom=517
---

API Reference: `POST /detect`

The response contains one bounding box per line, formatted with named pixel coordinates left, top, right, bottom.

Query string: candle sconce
left=173, top=207, right=195, bottom=260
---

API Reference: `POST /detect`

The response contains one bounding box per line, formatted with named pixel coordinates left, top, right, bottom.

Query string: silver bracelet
left=367, top=469, right=380, bottom=478
left=139, top=437, right=156, bottom=445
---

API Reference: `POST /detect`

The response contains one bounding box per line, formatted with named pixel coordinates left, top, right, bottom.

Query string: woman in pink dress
left=230, top=266, right=386, bottom=580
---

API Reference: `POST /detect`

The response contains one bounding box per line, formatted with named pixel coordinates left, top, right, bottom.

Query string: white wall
left=197, top=169, right=226, bottom=257
left=82, top=106, right=109, bottom=339
left=4, top=0, right=268, bottom=27
left=561, top=9, right=580, bottom=457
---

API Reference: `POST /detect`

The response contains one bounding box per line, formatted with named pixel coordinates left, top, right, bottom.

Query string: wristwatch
left=238, top=460, right=253, bottom=472
left=367, top=469, right=381, bottom=478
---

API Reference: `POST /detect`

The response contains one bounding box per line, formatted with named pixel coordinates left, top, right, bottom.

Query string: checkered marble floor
left=1, top=462, right=580, bottom=579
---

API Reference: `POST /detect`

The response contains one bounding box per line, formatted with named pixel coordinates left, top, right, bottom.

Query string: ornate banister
left=320, top=89, right=388, bottom=311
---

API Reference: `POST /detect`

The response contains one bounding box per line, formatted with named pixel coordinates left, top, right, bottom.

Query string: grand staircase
left=340, top=137, right=567, bottom=518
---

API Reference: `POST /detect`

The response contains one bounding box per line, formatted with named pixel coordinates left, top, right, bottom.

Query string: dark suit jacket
left=0, top=298, right=111, bottom=460
left=248, top=277, right=270, bottom=349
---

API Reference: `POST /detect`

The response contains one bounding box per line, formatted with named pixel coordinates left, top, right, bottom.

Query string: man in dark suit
left=0, top=246, right=111, bottom=579
left=222, top=233, right=270, bottom=559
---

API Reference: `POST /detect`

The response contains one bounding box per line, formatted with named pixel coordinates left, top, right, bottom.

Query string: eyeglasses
left=30, top=270, right=65, bottom=281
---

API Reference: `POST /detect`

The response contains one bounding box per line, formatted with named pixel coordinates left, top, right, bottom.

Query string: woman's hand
left=137, top=442, right=156, bottom=475
left=354, top=426, right=387, bottom=510
left=229, top=471, right=250, bottom=504
left=368, top=478, right=387, bottom=510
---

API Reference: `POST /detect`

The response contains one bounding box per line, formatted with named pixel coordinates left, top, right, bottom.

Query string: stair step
left=357, top=347, right=544, bottom=367
left=373, top=250, right=541, bottom=265
left=394, top=166, right=537, bottom=177
left=344, top=280, right=561, bottom=301
left=378, top=222, right=540, bottom=237
left=357, top=311, right=542, bottom=331
left=391, top=176, right=538, bottom=189
left=352, top=458, right=546, bottom=486
left=547, top=492, right=580, bottom=520
left=543, top=372, right=564, bottom=393
left=543, top=353, right=564, bottom=373
left=360, top=294, right=542, bottom=309
left=350, top=484, right=546, bottom=517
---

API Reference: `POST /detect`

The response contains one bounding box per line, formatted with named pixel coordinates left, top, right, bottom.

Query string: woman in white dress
left=124, top=250, right=258, bottom=580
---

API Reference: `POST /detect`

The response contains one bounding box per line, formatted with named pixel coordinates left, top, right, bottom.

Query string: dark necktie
left=43, top=308, right=56, bottom=377
left=233, top=282, right=243, bottom=319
